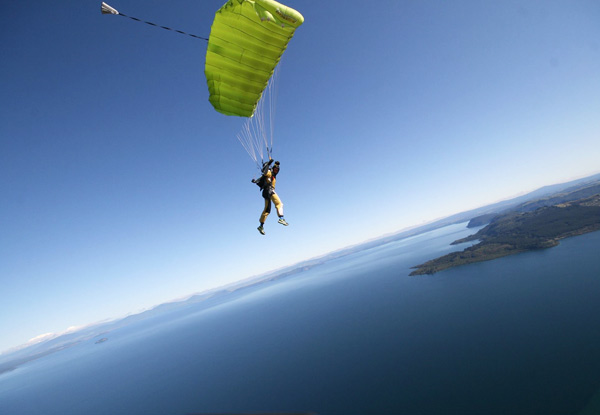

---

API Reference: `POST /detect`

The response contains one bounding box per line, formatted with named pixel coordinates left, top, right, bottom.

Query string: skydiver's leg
left=271, top=193, right=284, bottom=217
left=257, top=198, right=271, bottom=235
left=272, top=193, right=288, bottom=226
left=260, top=197, right=271, bottom=224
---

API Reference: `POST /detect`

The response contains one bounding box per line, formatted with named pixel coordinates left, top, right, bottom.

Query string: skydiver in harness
left=252, top=159, right=288, bottom=235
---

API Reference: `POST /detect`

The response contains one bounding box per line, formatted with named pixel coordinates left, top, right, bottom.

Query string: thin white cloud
left=27, top=332, right=57, bottom=344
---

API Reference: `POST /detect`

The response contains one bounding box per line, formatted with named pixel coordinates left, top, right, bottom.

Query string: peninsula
left=410, top=194, right=600, bottom=275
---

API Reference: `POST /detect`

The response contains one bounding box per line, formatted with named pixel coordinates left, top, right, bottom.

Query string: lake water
left=1, top=223, right=600, bottom=415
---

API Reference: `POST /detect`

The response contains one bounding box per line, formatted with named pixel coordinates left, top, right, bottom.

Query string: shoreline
left=410, top=195, right=600, bottom=276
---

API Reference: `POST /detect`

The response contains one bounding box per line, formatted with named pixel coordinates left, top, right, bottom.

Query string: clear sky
left=1, top=0, right=599, bottom=353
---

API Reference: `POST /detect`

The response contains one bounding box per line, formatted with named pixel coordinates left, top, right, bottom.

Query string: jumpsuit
left=260, top=168, right=284, bottom=224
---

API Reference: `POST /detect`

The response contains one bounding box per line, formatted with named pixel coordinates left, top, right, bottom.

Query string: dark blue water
left=2, top=223, right=600, bottom=415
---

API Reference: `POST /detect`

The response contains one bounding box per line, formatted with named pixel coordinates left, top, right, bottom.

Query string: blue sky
left=1, top=0, right=599, bottom=353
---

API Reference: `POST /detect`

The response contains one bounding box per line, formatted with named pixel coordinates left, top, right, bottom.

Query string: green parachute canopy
left=205, top=0, right=304, bottom=117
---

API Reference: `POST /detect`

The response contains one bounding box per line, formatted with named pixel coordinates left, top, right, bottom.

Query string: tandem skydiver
left=252, top=158, right=288, bottom=235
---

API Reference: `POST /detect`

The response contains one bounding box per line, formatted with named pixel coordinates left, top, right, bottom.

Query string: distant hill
left=410, top=193, right=600, bottom=275
left=467, top=175, right=600, bottom=227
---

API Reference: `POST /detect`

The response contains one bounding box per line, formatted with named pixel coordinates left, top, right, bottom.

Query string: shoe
left=278, top=218, right=289, bottom=226
left=257, top=225, right=265, bottom=235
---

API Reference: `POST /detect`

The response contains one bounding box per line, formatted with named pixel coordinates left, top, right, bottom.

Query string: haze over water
left=1, top=223, right=600, bottom=415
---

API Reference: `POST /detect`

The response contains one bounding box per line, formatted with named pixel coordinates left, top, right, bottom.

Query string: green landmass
left=410, top=194, right=600, bottom=276
left=466, top=213, right=498, bottom=228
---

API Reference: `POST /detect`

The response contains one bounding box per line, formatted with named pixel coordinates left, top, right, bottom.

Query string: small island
left=410, top=194, right=600, bottom=276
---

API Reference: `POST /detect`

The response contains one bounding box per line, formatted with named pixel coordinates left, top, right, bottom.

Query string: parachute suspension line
left=268, top=65, right=280, bottom=160
left=237, top=123, right=262, bottom=170
left=253, top=89, right=269, bottom=161
left=242, top=125, right=258, bottom=165
left=101, top=2, right=208, bottom=41
left=236, top=66, right=281, bottom=169
left=237, top=114, right=268, bottom=170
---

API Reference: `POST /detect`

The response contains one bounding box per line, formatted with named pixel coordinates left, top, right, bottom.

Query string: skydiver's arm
left=261, top=159, right=274, bottom=174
